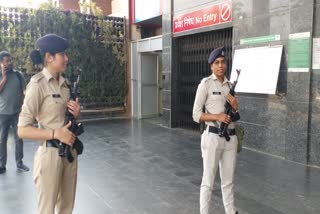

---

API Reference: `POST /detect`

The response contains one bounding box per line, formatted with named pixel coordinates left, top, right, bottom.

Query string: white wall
left=111, top=0, right=128, bottom=17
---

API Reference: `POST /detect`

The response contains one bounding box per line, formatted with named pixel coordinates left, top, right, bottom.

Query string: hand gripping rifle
left=218, top=69, right=241, bottom=141
left=58, top=69, right=84, bottom=162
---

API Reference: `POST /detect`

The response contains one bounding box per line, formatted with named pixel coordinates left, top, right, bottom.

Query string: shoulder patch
left=30, top=72, right=45, bottom=83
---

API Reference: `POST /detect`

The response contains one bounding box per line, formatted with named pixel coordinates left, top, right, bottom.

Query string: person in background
left=0, top=51, right=29, bottom=174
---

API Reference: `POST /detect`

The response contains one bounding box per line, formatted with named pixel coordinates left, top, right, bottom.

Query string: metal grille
left=176, top=28, right=233, bottom=129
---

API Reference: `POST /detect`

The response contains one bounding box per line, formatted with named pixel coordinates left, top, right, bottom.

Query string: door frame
left=131, top=36, right=162, bottom=119
left=138, top=53, right=160, bottom=119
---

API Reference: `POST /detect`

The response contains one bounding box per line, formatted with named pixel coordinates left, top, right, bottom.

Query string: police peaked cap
left=208, top=46, right=226, bottom=64
left=36, top=34, right=69, bottom=54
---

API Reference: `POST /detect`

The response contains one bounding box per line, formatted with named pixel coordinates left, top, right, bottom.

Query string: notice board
left=230, top=45, right=283, bottom=94
left=288, top=32, right=310, bottom=72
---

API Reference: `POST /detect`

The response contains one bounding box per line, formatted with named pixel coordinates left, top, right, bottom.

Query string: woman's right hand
left=54, top=121, right=76, bottom=145
left=217, top=113, right=231, bottom=124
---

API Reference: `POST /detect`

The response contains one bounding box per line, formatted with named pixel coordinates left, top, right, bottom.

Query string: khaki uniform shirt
left=192, top=73, right=235, bottom=129
left=18, top=68, right=70, bottom=130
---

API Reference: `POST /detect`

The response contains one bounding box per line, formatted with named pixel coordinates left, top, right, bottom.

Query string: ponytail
left=30, top=50, right=43, bottom=66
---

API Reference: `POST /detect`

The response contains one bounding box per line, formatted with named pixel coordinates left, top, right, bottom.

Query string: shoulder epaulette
left=30, top=72, right=45, bottom=83
left=200, top=77, right=209, bottom=84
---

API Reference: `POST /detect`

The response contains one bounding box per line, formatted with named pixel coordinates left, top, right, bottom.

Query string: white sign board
left=230, top=45, right=283, bottom=94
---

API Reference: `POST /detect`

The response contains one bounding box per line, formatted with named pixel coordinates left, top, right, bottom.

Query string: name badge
left=212, top=91, right=221, bottom=95
left=52, top=94, right=61, bottom=98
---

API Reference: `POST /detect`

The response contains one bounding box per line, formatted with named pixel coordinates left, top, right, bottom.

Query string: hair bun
left=30, top=50, right=42, bottom=65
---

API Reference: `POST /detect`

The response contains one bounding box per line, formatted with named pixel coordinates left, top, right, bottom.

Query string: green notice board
left=288, top=32, right=311, bottom=72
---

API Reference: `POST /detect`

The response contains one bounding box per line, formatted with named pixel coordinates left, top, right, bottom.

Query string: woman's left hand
left=226, top=94, right=238, bottom=111
left=67, top=97, right=81, bottom=119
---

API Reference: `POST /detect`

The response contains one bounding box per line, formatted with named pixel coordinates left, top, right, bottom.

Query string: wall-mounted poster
left=288, top=32, right=311, bottom=72
left=230, top=45, right=283, bottom=94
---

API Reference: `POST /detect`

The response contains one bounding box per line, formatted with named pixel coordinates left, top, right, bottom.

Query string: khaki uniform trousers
left=33, top=144, right=78, bottom=214
left=200, top=127, right=237, bottom=214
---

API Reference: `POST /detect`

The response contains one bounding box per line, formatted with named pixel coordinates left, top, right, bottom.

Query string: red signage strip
left=173, top=1, right=232, bottom=33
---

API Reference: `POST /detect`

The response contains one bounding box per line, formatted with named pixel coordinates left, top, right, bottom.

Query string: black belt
left=46, top=140, right=75, bottom=150
left=205, top=124, right=236, bottom=136
left=46, top=140, right=60, bottom=148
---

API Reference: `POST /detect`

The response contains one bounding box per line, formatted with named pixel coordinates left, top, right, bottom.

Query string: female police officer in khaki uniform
left=18, top=34, right=80, bottom=214
left=193, top=47, right=239, bottom=214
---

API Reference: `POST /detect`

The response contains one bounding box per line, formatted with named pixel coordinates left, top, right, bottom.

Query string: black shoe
left=235, top=211, right=238, bottom=214
left=17, top=163, right=29, bottom=172
left=0, top=166, right=6, bottom=174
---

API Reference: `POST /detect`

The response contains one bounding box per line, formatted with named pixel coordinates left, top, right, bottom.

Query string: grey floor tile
left=0, top=119, right=319, bottom=214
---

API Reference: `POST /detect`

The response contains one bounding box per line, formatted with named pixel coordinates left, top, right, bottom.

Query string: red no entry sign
left=173, top=1, right=232, bottom=33
left=220, top=2, right=232, bottom=22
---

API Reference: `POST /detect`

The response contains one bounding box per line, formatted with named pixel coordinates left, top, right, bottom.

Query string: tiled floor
left=0, top=119, right=319, bottom=214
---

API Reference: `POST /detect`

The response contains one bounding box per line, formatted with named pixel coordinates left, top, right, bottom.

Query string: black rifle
left=58, top=70, right=84, bottom=162
left=218, top=69, right=241, bottom=141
